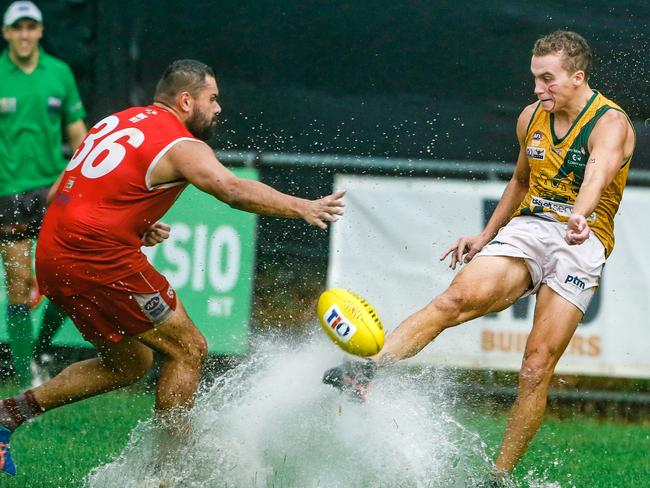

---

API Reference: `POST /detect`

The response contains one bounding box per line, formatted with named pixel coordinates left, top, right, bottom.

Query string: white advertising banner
left=328, top=174, right=650, bottom=378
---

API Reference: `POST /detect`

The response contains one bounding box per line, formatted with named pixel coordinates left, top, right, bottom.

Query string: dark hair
left=153, top=59, right=215, bottom=103
left=532, top=31, right=592, bottom=78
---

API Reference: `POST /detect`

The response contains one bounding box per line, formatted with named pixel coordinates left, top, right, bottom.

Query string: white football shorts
left=475, top=215, right=606, bottom=313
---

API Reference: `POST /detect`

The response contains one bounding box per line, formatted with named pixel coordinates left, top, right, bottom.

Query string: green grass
left=0, top=384, right=154, bottom=488
left=462, top=410, right=650, bottom=487
left=0, top=383, right=648, bottom=487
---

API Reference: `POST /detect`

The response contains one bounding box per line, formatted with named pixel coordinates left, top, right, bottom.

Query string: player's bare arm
left=65, top=119, right=88, bottom=153
left=566, top=110, right=635, bottom=245
left=440, top=103, right=535, bottom=269
left=153, top=140, right=345, bottom=229
left=46, top=172, right=64, bottom=204
left=45, top=121, right=88, bottom=204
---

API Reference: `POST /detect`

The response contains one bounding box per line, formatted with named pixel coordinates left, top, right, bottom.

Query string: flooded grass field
left=0, top=334, right=648, bottom=487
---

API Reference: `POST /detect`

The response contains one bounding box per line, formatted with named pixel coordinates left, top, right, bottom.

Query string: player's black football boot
left=322, top=359, right=377, bottom=401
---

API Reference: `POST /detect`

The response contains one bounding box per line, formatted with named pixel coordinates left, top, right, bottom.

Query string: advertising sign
left=328, top=174, right=650, bottom=378
left=0, top=168, right=258, bottom=355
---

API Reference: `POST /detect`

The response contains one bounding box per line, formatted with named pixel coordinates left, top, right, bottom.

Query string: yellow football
left=317, top=288, right=384, bottom=357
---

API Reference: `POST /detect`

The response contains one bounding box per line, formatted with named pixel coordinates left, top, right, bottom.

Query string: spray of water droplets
left=85, top=333, right=555, bottom=488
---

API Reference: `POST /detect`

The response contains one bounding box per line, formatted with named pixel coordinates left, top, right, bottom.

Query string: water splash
left=86, top=334, right=524, bottom=487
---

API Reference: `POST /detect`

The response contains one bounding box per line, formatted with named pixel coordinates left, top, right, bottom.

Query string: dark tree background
left=11, top=0, right=648, bottom=165
left=3, top=1, right=649, bottom=301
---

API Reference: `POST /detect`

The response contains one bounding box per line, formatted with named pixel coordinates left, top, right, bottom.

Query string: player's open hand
left=142, top=221, right=171, bottom=246
left=302, top=190, right=346, bottom=229
left=565, top=213, right=590, bottom=245
left=440, top=234, right=489, bottom=270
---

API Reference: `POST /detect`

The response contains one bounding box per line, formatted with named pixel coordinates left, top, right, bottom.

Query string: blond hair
left=532, top=31, right=592, bottom=78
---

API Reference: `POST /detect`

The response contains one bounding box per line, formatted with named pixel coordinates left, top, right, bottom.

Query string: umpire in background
left=0, top=1, right=87, bottom=386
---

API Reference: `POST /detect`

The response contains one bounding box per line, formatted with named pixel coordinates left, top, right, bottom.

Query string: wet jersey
left=36, top=105, right=198, bottom=295
left=513, top=91, right=632, bottom=256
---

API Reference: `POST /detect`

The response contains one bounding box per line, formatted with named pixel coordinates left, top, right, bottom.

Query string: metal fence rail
left=216, top=150, right=650, bottom=185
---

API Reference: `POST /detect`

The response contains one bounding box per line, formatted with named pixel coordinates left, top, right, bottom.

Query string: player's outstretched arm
left=440, top=104, right=536, bottom=269
left=567, top=110, right=634, bottom=245
left=154, top=140, right=345, bottom=229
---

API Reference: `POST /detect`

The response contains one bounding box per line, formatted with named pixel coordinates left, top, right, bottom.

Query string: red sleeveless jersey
left=36, top=105, right=198, bottom=296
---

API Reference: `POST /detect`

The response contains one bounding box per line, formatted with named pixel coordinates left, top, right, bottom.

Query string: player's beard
left=187, top=110, right=218, bottom=141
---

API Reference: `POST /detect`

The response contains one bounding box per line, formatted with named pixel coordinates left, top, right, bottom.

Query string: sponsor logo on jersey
left=324, top=305, right=357, bottom=342
left=567, top=146, right=587, bottom=164
left=53, top=194, right=70, bottom=206
left=0, top=97, right=17, bottom=113
left=565, top=274, right=586, bottom=290
left=530, top=195, right=596, bottom=222
left=531, top=131, right=543, bottom=146
left=129, top=112, right=148, bottom=123
left=47, top=97, right=62, bottom=109
left=63, top=177, right=76, bottom=191
left=527, top=147, right=545, bottom=160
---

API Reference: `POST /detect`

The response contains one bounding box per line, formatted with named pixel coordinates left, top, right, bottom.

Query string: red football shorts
left=49, top=265, right=177, bottom=344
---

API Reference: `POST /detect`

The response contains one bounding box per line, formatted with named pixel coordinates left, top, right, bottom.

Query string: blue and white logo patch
left=134, top=291, right=173, bottom=325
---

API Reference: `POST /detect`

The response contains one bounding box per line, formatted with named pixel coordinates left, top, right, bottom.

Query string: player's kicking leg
left=323, top=255, right=532, bottom=397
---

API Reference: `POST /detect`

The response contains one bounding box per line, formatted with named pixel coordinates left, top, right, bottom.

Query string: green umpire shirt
left=0, top=48, right=86, bottom=196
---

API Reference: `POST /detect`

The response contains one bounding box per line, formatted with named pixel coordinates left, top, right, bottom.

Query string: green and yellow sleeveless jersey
left=514, top=91, right=632, bottom=256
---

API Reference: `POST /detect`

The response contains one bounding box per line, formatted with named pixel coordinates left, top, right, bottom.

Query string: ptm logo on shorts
left=324, top=305, right=357, bottom=342
left=565, top=275, right=586, bottom=290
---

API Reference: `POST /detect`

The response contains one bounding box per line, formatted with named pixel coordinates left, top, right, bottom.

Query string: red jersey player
left=0, top=59, right=345, bottom=476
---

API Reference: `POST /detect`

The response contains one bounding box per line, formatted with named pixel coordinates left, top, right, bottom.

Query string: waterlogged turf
left=0, top=383, right=154, bottom=488
left=0, top=337, right=648, bottom=487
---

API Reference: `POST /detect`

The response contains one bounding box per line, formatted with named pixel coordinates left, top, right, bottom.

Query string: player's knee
left=188, top=331, right=208, bottom=368
left=119, top=348, right=154, bottom=384
left=519, top=350, right=554, bottom=391
left=432, top=288, right=474, bottom=324
left=174, top=328, right=208, bottom=370
left=134, top=348, right=155, bottom=378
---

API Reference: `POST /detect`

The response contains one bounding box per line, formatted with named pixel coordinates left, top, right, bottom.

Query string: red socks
left=0, top=390, right=44, bottom=431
